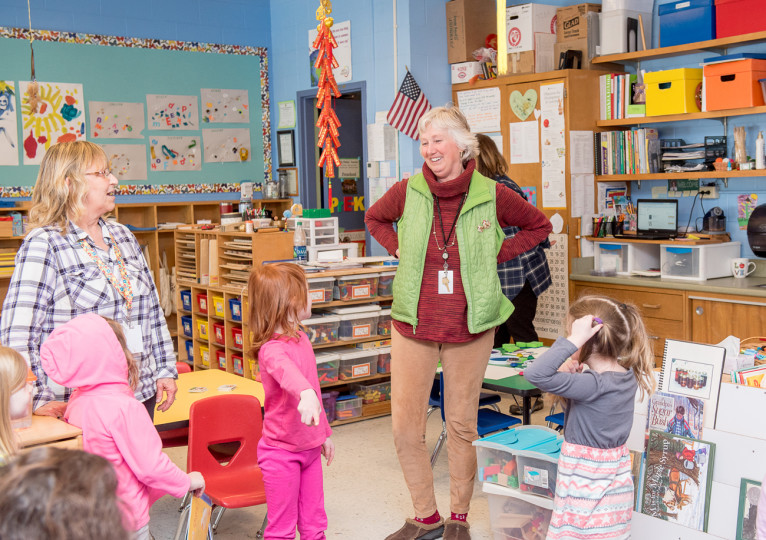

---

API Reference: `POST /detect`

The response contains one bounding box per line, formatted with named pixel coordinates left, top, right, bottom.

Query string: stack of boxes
left=446, top=0, right=497, bottom=84
left=505, top=3, right=557, bottom=75
left=600, top=0, right=653, bottom=55
left=554, top=3, right=601, bottom=70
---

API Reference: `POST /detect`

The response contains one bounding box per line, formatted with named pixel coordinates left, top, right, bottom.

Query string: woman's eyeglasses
left=84, top=168, right=114, bottom=178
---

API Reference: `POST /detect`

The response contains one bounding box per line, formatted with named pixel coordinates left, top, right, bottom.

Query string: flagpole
left=393, top=0, right=400, bottom=183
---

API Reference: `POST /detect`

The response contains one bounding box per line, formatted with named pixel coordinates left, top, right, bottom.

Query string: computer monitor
left=636, top=199, right=678, bottom=237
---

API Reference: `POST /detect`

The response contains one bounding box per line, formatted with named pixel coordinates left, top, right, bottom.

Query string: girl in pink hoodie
left=40, top=313, right=204, bottom=540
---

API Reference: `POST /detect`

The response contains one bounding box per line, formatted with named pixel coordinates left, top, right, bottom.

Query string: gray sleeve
left=523, top=337, right=601, bottom=402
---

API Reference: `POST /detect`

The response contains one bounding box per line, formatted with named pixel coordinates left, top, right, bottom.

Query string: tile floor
left=150, top=393, right=556, bottom=540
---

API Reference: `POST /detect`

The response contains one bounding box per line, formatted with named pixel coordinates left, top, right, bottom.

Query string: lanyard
left=433, top=192, right=468, bottom=273
left=78, top=239, right=134, bottom=313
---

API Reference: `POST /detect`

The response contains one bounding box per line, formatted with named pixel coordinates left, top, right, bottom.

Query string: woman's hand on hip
left=155, top=378, right=178, bottom=412
left=34, top=401, right=68, bottom=419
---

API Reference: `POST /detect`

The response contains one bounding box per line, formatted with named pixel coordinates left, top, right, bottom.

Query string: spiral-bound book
left=658, top=339, right=726, bottom=430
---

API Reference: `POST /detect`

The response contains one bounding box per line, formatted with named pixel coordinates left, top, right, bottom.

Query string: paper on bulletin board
left=0, top=81, right=19, bottom=165
left=509, top=121, right=539, bottom=164
left=533, top=232, right=568, bottom=340
left=540, top=83, right=566, bottom=208
left=569, top=131, right=594, bottom=174
left=542, top=169, right=566, bottom=208
left=147, top=94, right=198, bottom=130
left=309, top=20, right=352, bottom=84
left=102, top=144, right=147, bottom=181
left=149, top=135, right=201, bottom=171
left=277, top=100, right=296, bottom=129
left=456, top=87, right=501, bottom=133
left=200, top=88, right=249, bottom=124
left=488, top=134, right=503, bottom=154
left=570, top=173, right=594, bottom=218
left=89, top=101, right=145, bottom=139
left=20, top=81, right=86, bottom=165
left=202, top=128, right=251, bottom=163
left=367, top=123, right=396, bottom=161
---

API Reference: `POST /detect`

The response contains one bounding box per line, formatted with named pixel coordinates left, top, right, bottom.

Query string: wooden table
left=17, top=415, right=83, bottom=450
left=154, top=370, right=265, bottom=431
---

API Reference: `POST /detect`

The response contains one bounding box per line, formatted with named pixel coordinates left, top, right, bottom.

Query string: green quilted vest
left=392, top=171, right=513, bottom=334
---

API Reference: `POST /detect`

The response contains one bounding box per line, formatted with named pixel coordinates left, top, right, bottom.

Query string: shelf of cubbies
left=592, top=30, right=766, bottom=64
left=595, top=170, right=766, bottom=182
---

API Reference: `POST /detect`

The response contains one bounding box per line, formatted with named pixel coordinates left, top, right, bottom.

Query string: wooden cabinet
left=572, top=281, right=688, bottom=365
left=689, top=292, right=766, bottom=345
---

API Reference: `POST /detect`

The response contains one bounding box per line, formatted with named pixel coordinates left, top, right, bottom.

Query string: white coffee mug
left=731, top=258, right=756, bottom=278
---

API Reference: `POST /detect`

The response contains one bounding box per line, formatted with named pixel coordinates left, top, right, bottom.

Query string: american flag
left=387, top=71, right=431, bottom=140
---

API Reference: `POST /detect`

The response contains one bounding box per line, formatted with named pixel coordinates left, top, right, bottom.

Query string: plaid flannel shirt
left=495, top=175, right=552, bottom=300
left=0, top=219, right=176, bottom=409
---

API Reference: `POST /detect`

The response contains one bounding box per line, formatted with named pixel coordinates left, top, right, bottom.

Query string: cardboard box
left=451, top=61, right=484, bottom=84
left=556, top=3, right=600, bottom=42
left=446, top=0, right=497, bottom=64
left=506, top=3, right=557, bottom=52
left=501, top=33, right=555, bottom=76
left=505, top=51, right=535, bottom=75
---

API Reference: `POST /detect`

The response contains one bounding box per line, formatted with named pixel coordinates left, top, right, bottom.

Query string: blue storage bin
left=180, top=290, right=192, bottom=311
left=181, top=315, right=193, bottom=338
left=184, top=339, right=193, bottom=361
left=229, top=298, right=242, bottom=322
left=659, top=0, right=715, bottom=47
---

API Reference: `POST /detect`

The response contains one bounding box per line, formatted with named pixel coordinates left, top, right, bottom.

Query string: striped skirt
left=546, top=441, right=633, bottom=540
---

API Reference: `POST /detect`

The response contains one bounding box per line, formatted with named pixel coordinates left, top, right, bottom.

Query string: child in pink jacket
left=40, top=313, right=204, bottom=540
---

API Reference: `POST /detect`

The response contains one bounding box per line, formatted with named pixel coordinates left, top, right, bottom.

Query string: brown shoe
left=384, top=518, right=445, bottom=540
left=442, top=518, right=471, bottom=540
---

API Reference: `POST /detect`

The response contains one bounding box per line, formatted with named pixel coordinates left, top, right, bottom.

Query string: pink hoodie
left=40, top=314, right=190, bottom=531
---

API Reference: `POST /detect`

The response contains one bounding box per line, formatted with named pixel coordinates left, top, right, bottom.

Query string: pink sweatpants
left=257, top=440, right=327, bottom=540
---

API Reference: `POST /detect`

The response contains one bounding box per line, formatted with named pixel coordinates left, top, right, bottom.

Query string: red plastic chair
left=158, top=362, right=193, bottom=449
left=187, top=394, right=268, bottom=535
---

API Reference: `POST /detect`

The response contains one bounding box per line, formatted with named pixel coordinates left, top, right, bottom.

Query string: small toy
left=516, top=341, right=544, bottom=348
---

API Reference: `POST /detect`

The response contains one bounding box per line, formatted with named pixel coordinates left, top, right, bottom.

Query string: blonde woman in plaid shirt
left=0, top=141, right=177, bottom=420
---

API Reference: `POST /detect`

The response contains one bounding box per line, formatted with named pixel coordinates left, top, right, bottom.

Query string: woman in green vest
left=366, top=106, right=552, bottom=540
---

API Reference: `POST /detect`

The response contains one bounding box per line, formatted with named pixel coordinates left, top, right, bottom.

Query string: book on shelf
left=646, top=391, right=705, bottom=443
left=730, top=364, right=766, bottom=387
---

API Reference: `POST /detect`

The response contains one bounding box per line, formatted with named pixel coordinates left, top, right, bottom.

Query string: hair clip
left=593, top=317, right=603, bottom=325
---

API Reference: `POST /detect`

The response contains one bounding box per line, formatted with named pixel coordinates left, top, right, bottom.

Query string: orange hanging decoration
left=314, top=0, right=341, bottom=209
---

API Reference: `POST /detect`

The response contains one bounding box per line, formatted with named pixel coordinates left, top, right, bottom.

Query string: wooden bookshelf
left=596, top=105, right=766, bottom=127
left=595, top=169, right=766, bottom=182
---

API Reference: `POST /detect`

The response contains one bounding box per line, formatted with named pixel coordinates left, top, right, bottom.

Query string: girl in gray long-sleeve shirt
left=523, top=295, right=656, bottom=540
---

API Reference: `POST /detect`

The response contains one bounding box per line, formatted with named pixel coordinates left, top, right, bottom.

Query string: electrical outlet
left=699, top=186, right=719, bottom=199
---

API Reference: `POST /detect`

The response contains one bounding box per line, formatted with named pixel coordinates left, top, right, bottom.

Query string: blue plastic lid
left=666, top=247, right=692, bottom=254
left=659, top=0, right=714, bottom=15
left=600, top=244, right=623, bottom=251
left=703, top=53, right=766, bottom=64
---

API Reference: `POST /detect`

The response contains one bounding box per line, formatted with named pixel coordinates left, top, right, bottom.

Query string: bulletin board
left=0, top=27, right=271, bottom=197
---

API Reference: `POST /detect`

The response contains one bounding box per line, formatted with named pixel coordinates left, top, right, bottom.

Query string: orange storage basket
left=704, top=58, right=766, bottom=111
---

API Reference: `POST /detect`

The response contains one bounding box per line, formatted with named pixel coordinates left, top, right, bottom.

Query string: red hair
left=247, top=262, right=308, bottom=359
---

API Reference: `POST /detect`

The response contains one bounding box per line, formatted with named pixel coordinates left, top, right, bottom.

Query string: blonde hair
left=248, top=263, right=308, bottom=359
left=417, top=105, right=479, bottom=161
left=28, top=141, right=108, bottom=231
left=103, top=319, right=139, bottom=391
left=0, top=347, right=29, bottom=460
left=569, top=295, right=657, bottom=400
left=475, top=133, right=508, bottom=178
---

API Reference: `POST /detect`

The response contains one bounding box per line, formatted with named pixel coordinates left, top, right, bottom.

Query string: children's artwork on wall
left=646, top=391, right=704, bottom=441
left=146, top=94, right=198, bottom=130
left=308, top=20, right=352, bottom=85
left=522, top=186, right=537, bottom=207
left=202, top=128, right=251, bottom=163
left=736, top=477, right=762, bottom=540
left=88, top=101, right=145, bottom=139
left=641, top=430, right=715, bottom=532
left=0, top=81, right=19, bottom=165
left=20, top=81, right=85, bottom=164
left=149, top=136, right=200, bottom=171
left=200, top=89, right=249, bottom=124
left=738, top=193, right=758, bottom=230
left=102, top=144, right=148, bottom=181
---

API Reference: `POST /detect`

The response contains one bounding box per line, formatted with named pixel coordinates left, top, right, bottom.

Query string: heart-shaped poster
left=509, top=89, right=537, bottom=121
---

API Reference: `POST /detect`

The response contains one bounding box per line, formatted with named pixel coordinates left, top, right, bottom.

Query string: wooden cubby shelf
left=595, top=169, right=766, bottom=182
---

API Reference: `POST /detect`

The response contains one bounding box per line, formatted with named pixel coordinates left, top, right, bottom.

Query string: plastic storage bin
left=658, top=0, right=715, bottom=47
left=181, top=315, right=193, bottom=338
left=315, top=352, right=340, bottom=385
left=335, top=309, right=380, bottom=341
left=180, top=290, right=192, bottom=311
left=228, top=298, right=242, bottom=322
left=334, top=395, right=363, bottom=420
left=248, top=358, right=260, bottom=381
left=215, top=349, right=226, bottom=370
left=715, top=0, right=766, bottom=38
left=336, top=273, right=379, bottom=301
left=337, top=349, right=378, bottom=380
left=515, top=441, right=561, bottom=498
left=184, top=339, right=193, bottom=361
left=660, top=241, right=741, bottom=280
left=322, top=390, right=340, bottom=423
left=233, top=355, right=244, bottom=376
left=594, top=243, right=628, bottom=274
left=196, top=320, right=208, bottom=341
left=302, top=315, right=341, bottom=345
left=704, top=56, right=766, bottom=111
left=211, top=295, right=225, bottom=318
left=354, top=381, right=392, bottom=404
left=231, top=326, right=244, bottom=348
left=212, top=322, right=226, bottom=345
left=600, top=9, right=653, bottom=55
left=196, top=293, right=208, bottom=314
left=377, top=270, right=397, bottom=297
left=377, top=308, right=392, bottom=336
left=289, top=217, right=340, bottom=246
left=200, top=345, right=210, bottom=368
left=307, top=276, right=334, bottom=304
left=645, top=68, right=703, bottom=116
left=376, top=346, right=392, bottom=374
left=483, top=482, right=554, bottom=540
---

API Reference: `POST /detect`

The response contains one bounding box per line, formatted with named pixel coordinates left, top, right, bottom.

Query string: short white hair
left=417, top=105, right=478, bottom=161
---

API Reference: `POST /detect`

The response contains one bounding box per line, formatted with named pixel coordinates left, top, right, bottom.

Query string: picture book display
left=646, top=391, right=704, bottom=441
left=731, top=364, right=766, bottom=387
left=736, top=477, right=762, bottom=540
left=658, top=339, right=725, bottom=429
left=641, top=430, right=716, bottom=532
left=186, top=493, right=213, bottom=540
left=630, top=449, right=645, bottom=512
